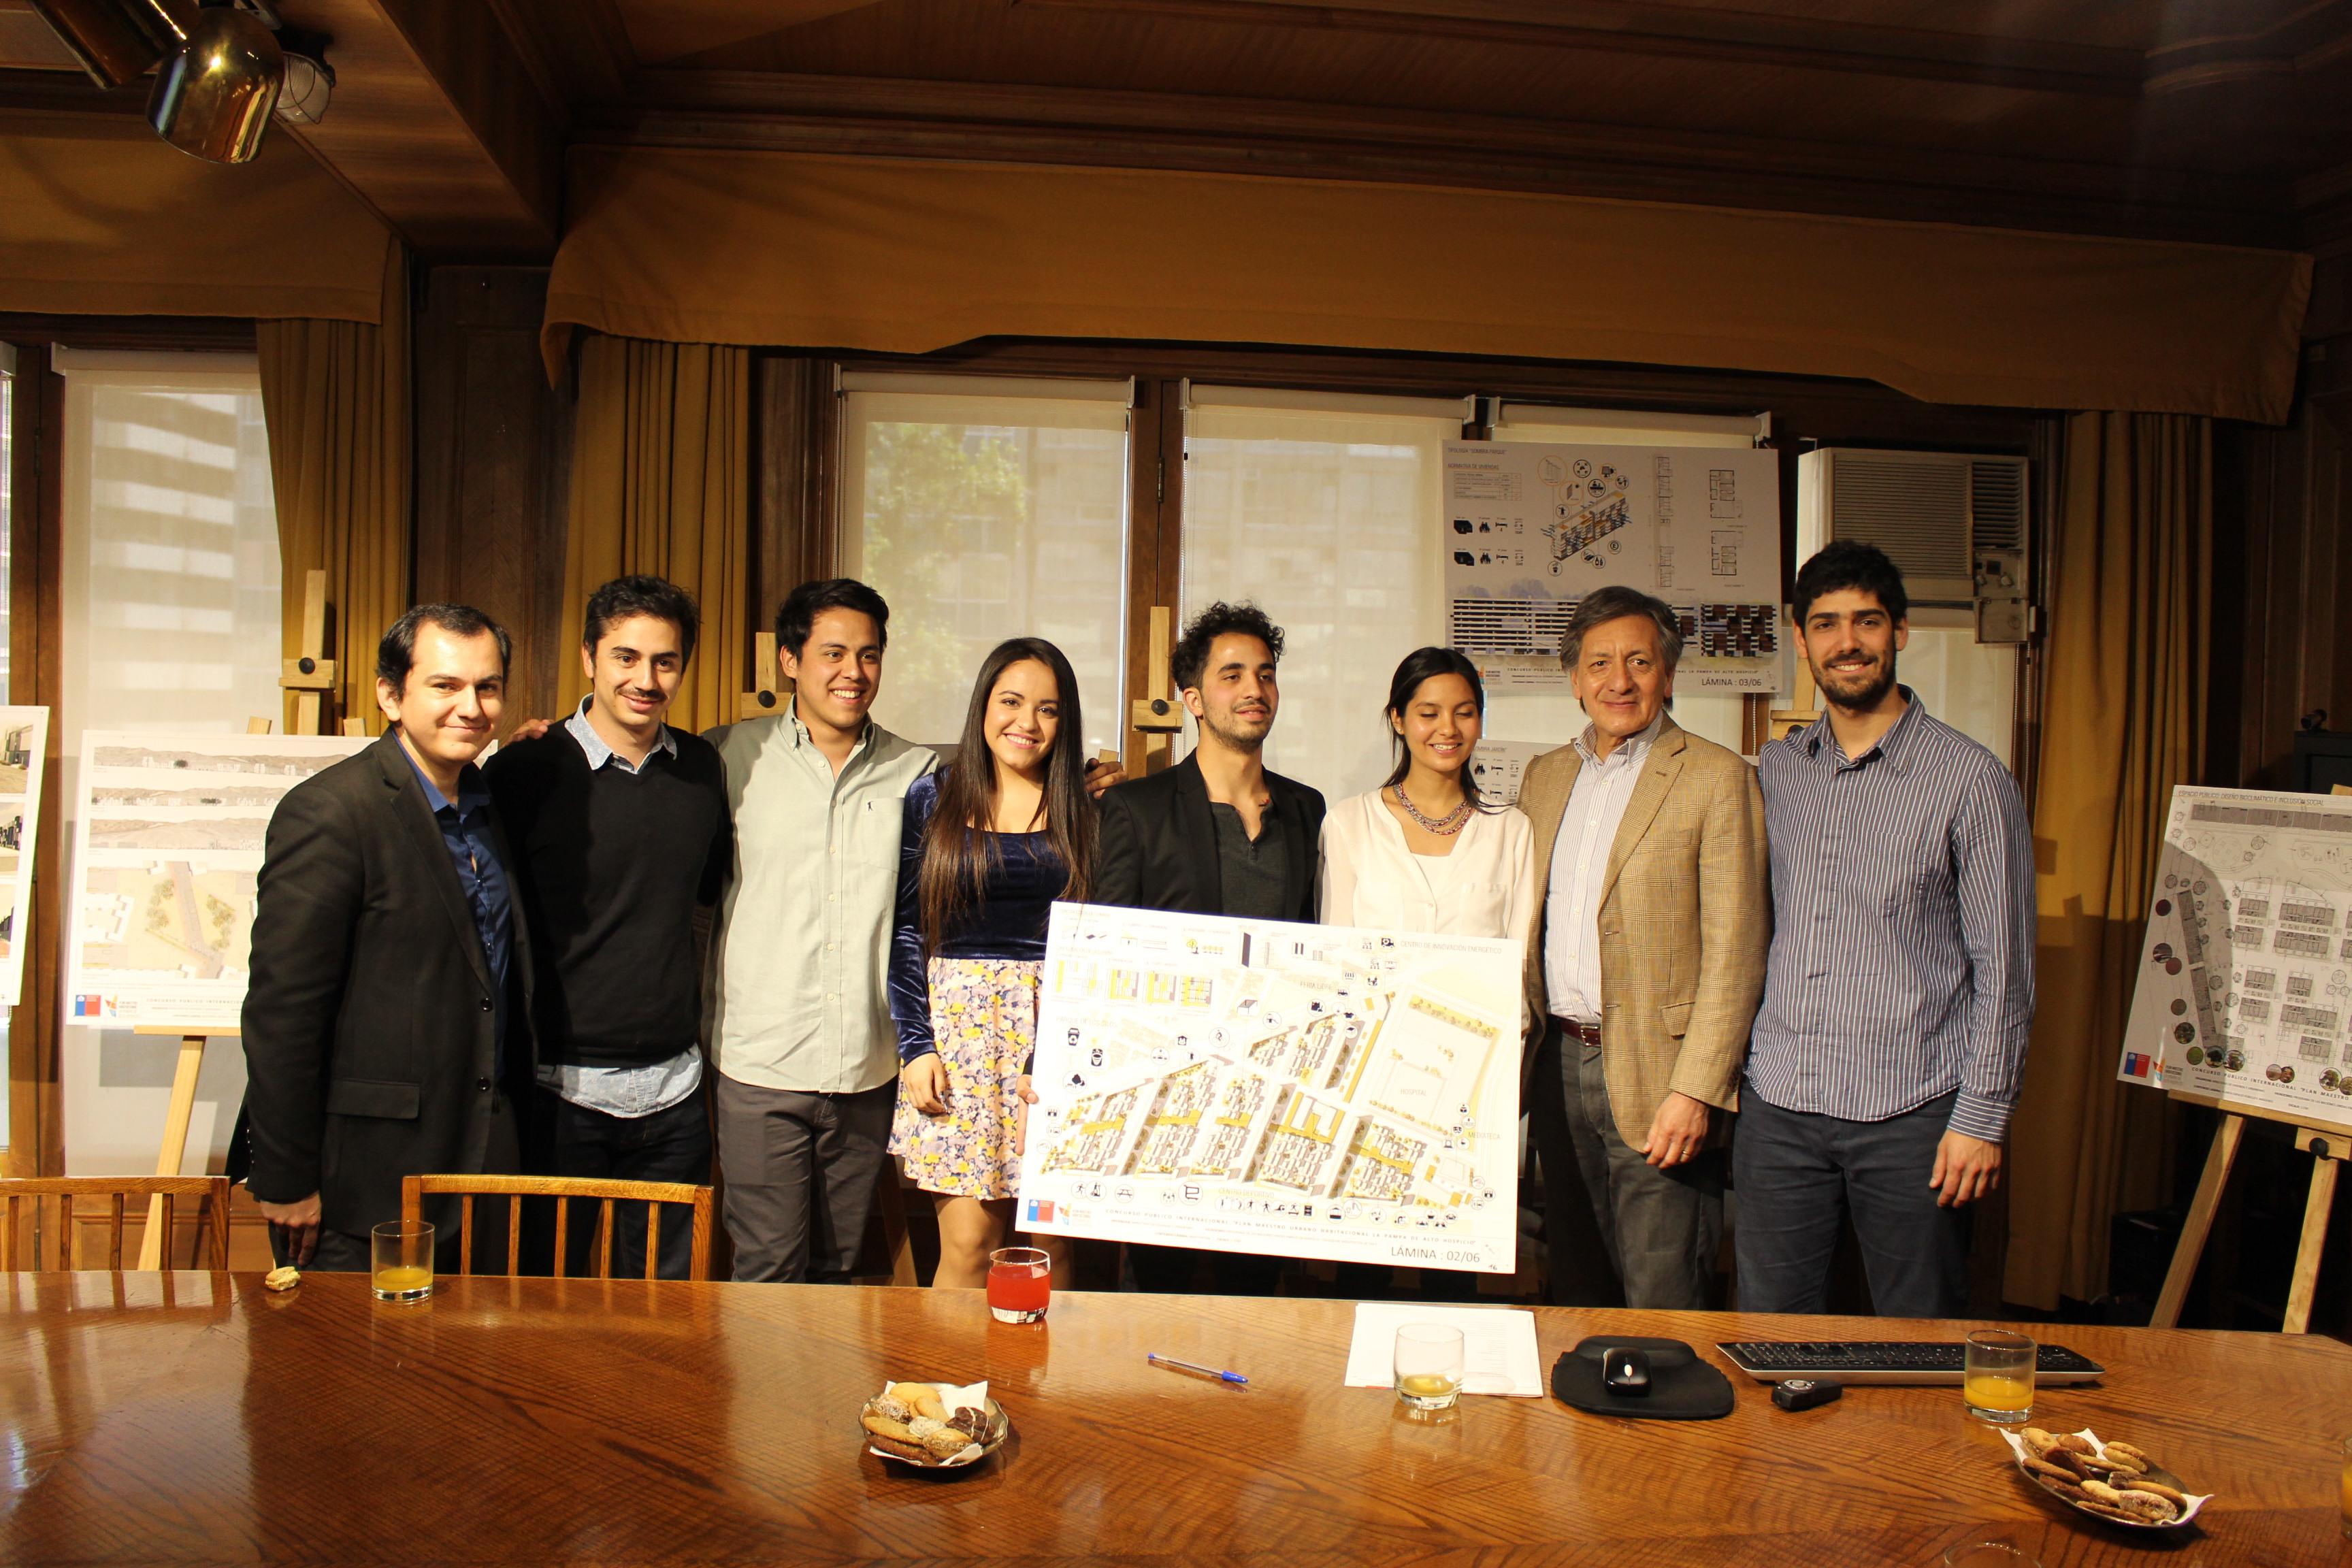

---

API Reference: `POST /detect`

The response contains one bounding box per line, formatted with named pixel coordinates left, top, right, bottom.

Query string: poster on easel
left=1443, top=440, right=1782, bottom=693
left=2117, top=784, right=2352, bottom=1134
left=65, top=730, right=370, bottom=1032
left=0, top=706, right=50, bottom=1008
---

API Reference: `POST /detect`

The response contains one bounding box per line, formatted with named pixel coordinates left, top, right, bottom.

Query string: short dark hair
left=1793, top=540, right=1909, bottom=625
left=776, top=578, right=889, bottom=658
left=376, top=604, right=512, bottom=690
left=1559, top=586, right=1683, bottom=671
left=1172, top=602, right=1284, bottom=694
left=583, top=574, right=700, bottom=663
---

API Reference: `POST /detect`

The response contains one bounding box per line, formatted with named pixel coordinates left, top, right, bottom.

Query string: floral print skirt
left=889, top=956, right=1042, bottom=1200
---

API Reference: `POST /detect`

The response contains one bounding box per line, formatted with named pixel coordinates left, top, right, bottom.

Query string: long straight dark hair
left=919, top=638, right=1096, bottom=952
left=1382, top=646, right=1494, bottom=810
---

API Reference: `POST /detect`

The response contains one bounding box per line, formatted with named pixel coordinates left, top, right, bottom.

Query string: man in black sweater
left=486, top=575, right=731, bottom=1279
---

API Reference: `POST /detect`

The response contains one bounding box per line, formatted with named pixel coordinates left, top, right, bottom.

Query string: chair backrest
left=399, top=1174, right=715, bottom=1281
left=0, top=1176, right=231, bottom=1271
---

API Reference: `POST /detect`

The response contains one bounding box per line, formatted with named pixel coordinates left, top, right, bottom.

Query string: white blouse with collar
left=1317, top=786, right=1537, bottom=950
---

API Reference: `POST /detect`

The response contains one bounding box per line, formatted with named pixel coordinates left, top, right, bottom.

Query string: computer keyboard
left=1716, top=1340, right=2104, bottom=1386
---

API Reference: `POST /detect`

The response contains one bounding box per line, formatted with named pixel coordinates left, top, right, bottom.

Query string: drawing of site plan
left=1018, top=902, right=1524, bottom=1271
left=2118, top=785, right=2352, bottom=1134
left=0, top=708, right=51, bottom=1008
left=1443, top=440, right=1783, bottom=693
left=67, top=730, right=371, bottom=1031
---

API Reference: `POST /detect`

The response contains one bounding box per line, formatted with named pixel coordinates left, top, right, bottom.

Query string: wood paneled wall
left=412, top=267, right=574, bottom=725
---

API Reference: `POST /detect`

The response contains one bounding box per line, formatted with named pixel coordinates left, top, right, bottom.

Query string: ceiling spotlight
left=147, top=0, right=284, bottom=165
left=274, top=30, right=333, bottom=125
left=27, top=0, right=182, bottom=89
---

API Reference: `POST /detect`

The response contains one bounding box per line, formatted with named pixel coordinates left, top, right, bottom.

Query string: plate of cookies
left=1999, top=1426, right=2209, bottom=1529
left=860, top=1380, right=1009, bottom=1469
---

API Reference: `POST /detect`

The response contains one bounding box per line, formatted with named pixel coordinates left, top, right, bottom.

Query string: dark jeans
left=1556, top=1028, right=1723, bottom=1309
left=1731, top=1087, right=1972, bottom=1318
left=541, top=1080, right=713, bottom=1281
left=713, top=1073, right=894, bottom=1283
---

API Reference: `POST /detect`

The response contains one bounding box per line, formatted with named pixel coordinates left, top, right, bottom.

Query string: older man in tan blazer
left=1521, top=585, right=1767, bottom=1309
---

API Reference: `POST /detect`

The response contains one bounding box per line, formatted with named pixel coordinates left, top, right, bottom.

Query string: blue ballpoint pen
left=1147, top=1353, right=1249, bottom=1384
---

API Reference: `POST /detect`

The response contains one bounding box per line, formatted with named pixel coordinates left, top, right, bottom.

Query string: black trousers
left=539, top=1079, right=713, bottom=1281
left=289, top=1092, right=523, bottom=1273
left=1731, top=1088, right=1972, bottom=1318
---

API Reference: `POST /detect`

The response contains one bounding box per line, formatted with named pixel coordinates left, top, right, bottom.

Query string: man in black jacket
left=1095, top=601, right=1325, bottom=1293
left=242, top=604, right=532, bottom=1271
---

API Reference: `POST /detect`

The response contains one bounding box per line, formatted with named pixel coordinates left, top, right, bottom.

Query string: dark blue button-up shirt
left=400, top=740, right=514, bottom=1078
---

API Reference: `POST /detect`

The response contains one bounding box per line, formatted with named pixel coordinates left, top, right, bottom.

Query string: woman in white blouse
left=1319, top=647, right=1535, bottom=948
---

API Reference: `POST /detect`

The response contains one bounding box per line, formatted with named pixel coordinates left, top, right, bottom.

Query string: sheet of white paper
left=1342, top=1303, right=1544, bottom=1397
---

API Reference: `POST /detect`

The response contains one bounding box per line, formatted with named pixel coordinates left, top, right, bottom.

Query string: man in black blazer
left=242, top=604, right=532, bottom=1271
left=1095, top=601, right=1325, bottom=1293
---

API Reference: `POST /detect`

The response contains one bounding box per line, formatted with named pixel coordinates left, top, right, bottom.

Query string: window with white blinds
left=840, top=377, right=1131, bottom=756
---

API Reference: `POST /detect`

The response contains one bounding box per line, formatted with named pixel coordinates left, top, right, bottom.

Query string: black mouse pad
left=1551, top=1335, right=1734, bottom=1420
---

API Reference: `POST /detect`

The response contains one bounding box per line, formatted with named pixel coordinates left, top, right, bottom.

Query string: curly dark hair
left=583, top=574, right=700, bottom=663
left=1793, top=540, right=1909, bottom=625
left=1171, top=602, right=1285, bottom=694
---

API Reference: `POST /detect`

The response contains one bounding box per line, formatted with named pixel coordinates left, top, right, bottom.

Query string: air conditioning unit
left=1796, top=448, right=2030, bottom=644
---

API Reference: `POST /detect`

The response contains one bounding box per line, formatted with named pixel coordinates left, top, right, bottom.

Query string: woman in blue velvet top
left=888, top=637, right=1096, bottom=1288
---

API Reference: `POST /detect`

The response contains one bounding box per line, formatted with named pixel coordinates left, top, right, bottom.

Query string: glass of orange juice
left=370, top=1220, right=434, bottom=1303
left=1962, top=1328, right=2034, bottom=1424
left=2339, top=1435, right=2351, bottom=1541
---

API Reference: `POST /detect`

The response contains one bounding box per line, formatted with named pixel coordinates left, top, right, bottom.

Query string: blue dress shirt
left=399, top=738, right=514, bottom=1077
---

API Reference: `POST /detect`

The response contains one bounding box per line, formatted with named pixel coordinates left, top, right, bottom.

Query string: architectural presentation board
left=2117, top=785, right=2352, bottom=1134
left=1019, top=902, right=1524, bottom=1272
left=1443, top=440, right=1782, bottom=692
left=0, top=707, right=49, bottom=1008
left=1467, top=739, right=1550, bottom=808
left=66, top=731, right=370, bottom=1032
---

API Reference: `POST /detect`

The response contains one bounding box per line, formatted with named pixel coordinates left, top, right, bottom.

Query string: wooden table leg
left=2151, top=1112, right=2242, bottom=1330
left=136, top=1035, right=206, bottom=1271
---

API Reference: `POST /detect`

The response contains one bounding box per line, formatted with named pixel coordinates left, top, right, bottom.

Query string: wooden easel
left=2153, top=1115, right=2345, bottom=1334
left=738, top=632, right=781, bottom=721
left=278, top=570, right=337, bottom=736
left=1127, top=606, right=1185, bottom=772
left=134, top=715, right=274, bottom=1269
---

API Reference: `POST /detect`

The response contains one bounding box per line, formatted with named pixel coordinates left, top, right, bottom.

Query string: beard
left=1200, top=707, right=1271, bottom=754
left=1812, top=647, right=1898, bottom=711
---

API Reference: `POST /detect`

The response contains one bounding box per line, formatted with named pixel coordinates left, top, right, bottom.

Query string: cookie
left=861, top=1411, right=923, bottom=1447
left=867, top=1432, right=933, bottom=1464
left=262, top=1265, right=301, bottom=1292
left=2122, top=1478, right=2187, bottom=1509
left=886, top=1382, right=948, bottom=1421
left=920, top=1426, right=971, bottom=1460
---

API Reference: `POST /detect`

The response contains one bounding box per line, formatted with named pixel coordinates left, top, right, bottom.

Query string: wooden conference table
left=4, top=1273, right=2347, bottom=1567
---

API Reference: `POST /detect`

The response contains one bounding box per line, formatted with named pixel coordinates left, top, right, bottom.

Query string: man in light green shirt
left=706, top=580, right=934, bottom=1282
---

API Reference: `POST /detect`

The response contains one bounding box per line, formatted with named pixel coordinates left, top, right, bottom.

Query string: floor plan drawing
left=2119, top=785, right=2352, bottom=1132
left=67, top=730, right=370, bottom=1031
left=1019, top=902, right=1524, bottom=1271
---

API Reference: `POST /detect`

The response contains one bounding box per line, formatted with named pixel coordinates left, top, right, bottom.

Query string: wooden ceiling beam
left=605, top=68, right=2292, bottom=248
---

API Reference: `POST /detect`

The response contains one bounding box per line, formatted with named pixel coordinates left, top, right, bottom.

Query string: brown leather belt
left=1552, top=1015, right=1603, bottom=1046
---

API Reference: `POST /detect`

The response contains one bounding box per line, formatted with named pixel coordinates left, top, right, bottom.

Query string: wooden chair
left=400, top=1175, right=715, bottom=1281
left=1, top=1176, right=231, bottom=1271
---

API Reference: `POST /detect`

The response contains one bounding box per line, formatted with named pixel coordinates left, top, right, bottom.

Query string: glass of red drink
left=986, top=1247, right=1051, bottom=1323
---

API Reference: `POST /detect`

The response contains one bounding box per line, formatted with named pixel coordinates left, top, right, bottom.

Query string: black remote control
left=1771, top=1377, right=1842, bottom=1411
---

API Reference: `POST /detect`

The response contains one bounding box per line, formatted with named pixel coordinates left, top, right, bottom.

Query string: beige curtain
left=542, top=147, right=2310, bottom=422
left=2004, top=412, right=2210, bottom=1310
left=561, top=334, right=751, bottom=733
left=257, top=244, right=413, bottom=736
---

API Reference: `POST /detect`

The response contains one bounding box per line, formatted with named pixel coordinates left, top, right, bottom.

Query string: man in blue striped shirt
left=1735, top=541, right=2034, bottom=1318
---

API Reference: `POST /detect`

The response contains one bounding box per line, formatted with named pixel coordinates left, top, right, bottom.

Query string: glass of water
left=1393, top=1324, right=1465, bottom=1411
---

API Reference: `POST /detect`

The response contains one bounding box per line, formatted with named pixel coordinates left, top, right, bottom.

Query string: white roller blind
left=840, top=388, right=1131, bottom=755
left=1181, top=400, right=1452, bottom=805
left=1492, top=403, right=1766, bottom=449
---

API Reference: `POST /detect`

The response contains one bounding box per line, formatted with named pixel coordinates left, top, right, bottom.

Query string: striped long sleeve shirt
left=1748, top=691, right=2035, bottom=1142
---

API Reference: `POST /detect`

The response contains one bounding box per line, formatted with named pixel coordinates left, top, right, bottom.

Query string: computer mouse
left=1601, top=1347, right=1652, bottom=1395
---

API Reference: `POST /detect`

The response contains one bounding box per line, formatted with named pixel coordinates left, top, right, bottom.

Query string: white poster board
left=2117, top=785, right=2352, bottom=1134
left=1017, top=902, right=1524, bottom=1273
left=0, top=707, right=50, bottom=1008
left=1444, top=440, right=1782, bottom=693
left=66, top=731, right=370, bottom=1032
left=1467, top=739, right=1551, bottom=808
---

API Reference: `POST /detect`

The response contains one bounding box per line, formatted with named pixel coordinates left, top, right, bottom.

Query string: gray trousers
left=1731, top=1087, right=1971, bottom=1318
left=1558, top=1027, right=1724, bottom=1310
left=713, top=1073, right=895, bottom=1284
